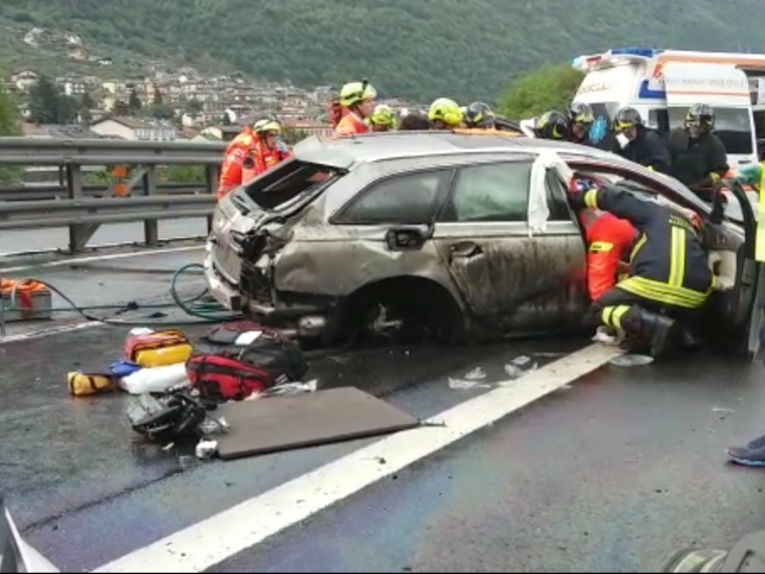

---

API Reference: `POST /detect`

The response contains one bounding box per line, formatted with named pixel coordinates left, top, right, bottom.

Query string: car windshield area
left=649, top=107, right=753, bottom=156
left=242, top=159, right=342, bottom=211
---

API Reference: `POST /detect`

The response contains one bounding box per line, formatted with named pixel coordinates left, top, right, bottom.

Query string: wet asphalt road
left=2, top=245, right=765, bottom=572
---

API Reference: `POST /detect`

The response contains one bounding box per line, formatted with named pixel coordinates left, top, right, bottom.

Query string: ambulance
left=571, top=47, right=765, bottom=169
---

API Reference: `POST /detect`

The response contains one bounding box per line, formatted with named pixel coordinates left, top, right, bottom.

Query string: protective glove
left=276, top=141, right=289, bottom=155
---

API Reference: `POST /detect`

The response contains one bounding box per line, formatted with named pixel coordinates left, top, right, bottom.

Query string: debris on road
left=195, top=439, right=218, bottom=459
left=447, top=366, right=490, bottom=390
left=503, top=355, right=538, bottom=379
left=609, top=354, right=654, bottom=367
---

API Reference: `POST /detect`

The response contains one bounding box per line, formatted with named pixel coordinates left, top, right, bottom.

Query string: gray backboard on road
left=216, top=387, right=420, bottom=460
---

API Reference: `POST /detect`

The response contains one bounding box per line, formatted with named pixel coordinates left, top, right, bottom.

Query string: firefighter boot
left=623, top=307, right=680, bottom=358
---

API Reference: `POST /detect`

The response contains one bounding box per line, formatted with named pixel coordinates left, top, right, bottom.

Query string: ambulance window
left=649, top=108, right=753, bottom=155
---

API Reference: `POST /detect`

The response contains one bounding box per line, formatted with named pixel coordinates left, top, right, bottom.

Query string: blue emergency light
left=608, top=47, right=662, bottom=58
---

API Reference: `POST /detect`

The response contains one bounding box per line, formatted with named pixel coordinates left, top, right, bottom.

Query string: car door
left=431, top=154, right=587, bottom=335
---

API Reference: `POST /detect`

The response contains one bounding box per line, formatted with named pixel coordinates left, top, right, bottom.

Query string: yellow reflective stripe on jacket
left=617, top=276, right=708, bottom=308
left=583, top=189, right=599, bottom=209
left=668, top=227, right=686, bottom=289
left=709, top=172, right=720, bottom=182
left=589, top=241, right=613, bottom=252
left=757, top=158, right=765, bottom=262
left=630, top=233, right=647, bottom=263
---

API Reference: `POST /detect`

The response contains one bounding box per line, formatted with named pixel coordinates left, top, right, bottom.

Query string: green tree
left=497, top=65, right=584, bottom=120
left=147, top=103, right=175, bottom=120
left=112, top=100, right=130, bottom=115
left=79, top=91, right=95, bottom=123
left=128, top=87, right=142, bottom=114
left=27, top=75, right=59, bottom=124
left=0, top=78, right=23, bottom=184
left=27, top=76, right=79, bottom=124
left=184, top=98, right=202, bottom=116
left=152, top=84, right=163, bottom=105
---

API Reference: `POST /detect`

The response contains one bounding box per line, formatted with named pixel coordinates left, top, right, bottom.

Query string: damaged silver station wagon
left=205, top=131, right=765, bottom=358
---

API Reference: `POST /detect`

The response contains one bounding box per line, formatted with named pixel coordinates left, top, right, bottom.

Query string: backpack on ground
left=186, top=321, right=308, bottom=402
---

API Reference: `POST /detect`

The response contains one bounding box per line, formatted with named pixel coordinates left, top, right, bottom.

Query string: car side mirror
left=384, top=224, right=433, bottom=251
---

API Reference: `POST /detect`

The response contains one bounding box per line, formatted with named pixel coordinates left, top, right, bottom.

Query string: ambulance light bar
left=572, top=47, right=663, bottom=71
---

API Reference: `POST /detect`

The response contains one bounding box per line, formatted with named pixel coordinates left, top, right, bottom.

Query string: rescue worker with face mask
left=369, top=104, right=397, bottom=132
left=613, top=106, right=672, bottom=174
left=668, top=103, right=729, bottom=195
left=428, top=98, right=464, bottom=130
left=216, top=119, right=269, bottom=200
left=250, top=121, right=291, bottom=176
left=568, top=177, right=713, bottom=357
left=335, top=80, right=377, bottom=136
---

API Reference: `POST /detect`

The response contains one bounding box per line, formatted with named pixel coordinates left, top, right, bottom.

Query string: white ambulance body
left=571, top=47, right=765, bottom=169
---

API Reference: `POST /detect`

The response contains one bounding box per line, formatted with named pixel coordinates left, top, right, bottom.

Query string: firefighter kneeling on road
left=568, top=177, right=714, bottom=357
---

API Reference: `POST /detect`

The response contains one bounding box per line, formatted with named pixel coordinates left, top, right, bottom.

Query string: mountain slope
left=2, top=0, right=765, bottom=101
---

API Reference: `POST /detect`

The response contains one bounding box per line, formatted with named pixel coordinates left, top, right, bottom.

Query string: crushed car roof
left=293, top=131, right=615, bottom=168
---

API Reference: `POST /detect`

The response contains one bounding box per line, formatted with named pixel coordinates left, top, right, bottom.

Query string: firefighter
left=569, top=178, right=714, bottom=357
left=250, top=121, right=291, bottom=177
left=428, top=98, right=464, bottom=129
left=567, top=102, right=598, bottom=146
left=335, top=80, right=377, bottom=136
left=668, top=103, right=729, bottom=194
left=463, top=101, right=496, bottom=129
left=534, top=110, right=569, bottom=140
left=216, top=119, right=268, bottom=200
left=612, top=106, right=672, bottom=174
left=369, top=104, right=397, bottom=132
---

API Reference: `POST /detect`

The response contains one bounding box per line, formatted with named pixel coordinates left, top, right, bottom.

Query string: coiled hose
left=1, top=263, right=242, bottom=327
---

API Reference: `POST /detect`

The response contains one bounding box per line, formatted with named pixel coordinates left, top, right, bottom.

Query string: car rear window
left=243, top=159, right=342, bottom=211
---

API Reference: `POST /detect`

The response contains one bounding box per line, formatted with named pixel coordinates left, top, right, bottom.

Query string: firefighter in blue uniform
left=568, top=178, right=714, bottom=357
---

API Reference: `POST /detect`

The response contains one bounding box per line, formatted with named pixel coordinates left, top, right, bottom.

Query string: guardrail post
left=65, top=164, right=90, bottom=253
left=204, top=164, right=219, bottom=234
left=142, top=166, right=158, bottom=246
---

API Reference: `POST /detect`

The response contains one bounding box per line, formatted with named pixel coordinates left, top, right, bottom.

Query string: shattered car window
left=339, top=169, right=450, bottom=224
left=440, top=161, right=532, bottom=222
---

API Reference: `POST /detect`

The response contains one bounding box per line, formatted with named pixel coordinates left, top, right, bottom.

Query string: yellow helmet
left=259, top=120, right=282, bottom=134
left=428, top=98, right=462, bottom=127
left=369, top=104, right=396, bottom=127
left=252, top=119, right=270, bottom=133
left=339, top=80, right=377, bottom=108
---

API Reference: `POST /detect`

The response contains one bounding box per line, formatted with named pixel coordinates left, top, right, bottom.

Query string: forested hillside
left=2, top=0, right=765, bottom=100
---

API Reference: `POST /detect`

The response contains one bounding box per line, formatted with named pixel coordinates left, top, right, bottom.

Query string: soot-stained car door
left=432, top=155, right=587, bottom=335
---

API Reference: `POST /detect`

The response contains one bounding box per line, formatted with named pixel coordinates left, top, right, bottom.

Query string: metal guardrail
left=0, top=182, right=208, bottom=202
left=0, top=195, right=215, bottom=230
left=0, top=138, right=226, bottom=252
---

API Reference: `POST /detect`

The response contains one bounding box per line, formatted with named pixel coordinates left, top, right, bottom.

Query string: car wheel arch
left=323, top=274, right=468, bottom=345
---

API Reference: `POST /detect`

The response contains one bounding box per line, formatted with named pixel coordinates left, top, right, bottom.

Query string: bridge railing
left=0, top=138, right=226, bottom=253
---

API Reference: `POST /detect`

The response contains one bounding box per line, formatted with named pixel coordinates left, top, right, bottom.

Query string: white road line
left=0, top=245, right=204, bottom=274
left=94, top=342, right=623, bottom=574
left=0, top=321, right=102, bottom=344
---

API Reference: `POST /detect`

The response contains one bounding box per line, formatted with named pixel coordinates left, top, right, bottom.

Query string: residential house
left=58, top=78, right=87, bottom=96
left=11, top=70, right=39, bottom=92
left=89, top=117, right=177, bottom=141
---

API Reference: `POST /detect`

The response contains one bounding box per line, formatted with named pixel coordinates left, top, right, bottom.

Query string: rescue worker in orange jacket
left=216, top=119, right=269, bottom=200
left=334, top=80, right=377, bottom=136
left=569, top=175, right=638, bottom=302
left=248, top=121, right=291, bottom=177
